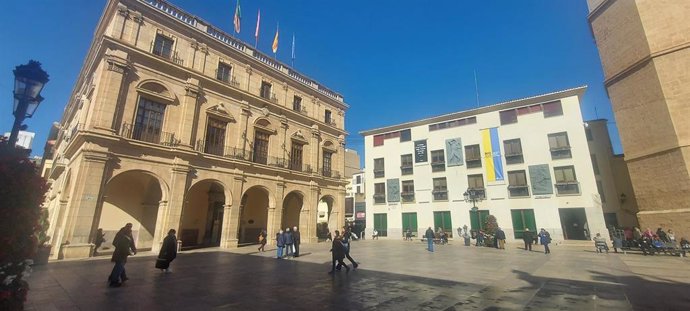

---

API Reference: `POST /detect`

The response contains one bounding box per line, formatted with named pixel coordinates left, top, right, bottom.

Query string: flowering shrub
left=0, top=144, right=48, bottom=309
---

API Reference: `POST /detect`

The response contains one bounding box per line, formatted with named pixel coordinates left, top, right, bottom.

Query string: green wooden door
left=374, top=213, right=388, bottom=237
left=433, top=211, right=452, bottom=233
left=511, top=209, right=536, bottom=239
left=470, top=210, right=490, bottom=231
left=401, top=212, right=418, bottom=237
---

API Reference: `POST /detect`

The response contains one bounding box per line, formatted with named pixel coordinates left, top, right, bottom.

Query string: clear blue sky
left=0, top=0, right=622, bottom=161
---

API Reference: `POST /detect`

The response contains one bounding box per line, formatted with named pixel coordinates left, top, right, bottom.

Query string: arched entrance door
left=316, top=196, right=334, bottom=240
left=180, top=181, right=225, bottom=248
left=282, top=191, right=304, bottom=230
left=99, top=171, right=162, bottom=250
left=238, top=186, right=270, bottom=245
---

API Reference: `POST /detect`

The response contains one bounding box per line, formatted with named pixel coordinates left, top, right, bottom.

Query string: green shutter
left=470, top=210, right=490, bottom=231
left=374, top=213, right=388, bottom=237
left=433, top=211, right=452, bottom=233
left=402, top=212, right=418, bottom=236
left=511, top=209, right=536, bottom=239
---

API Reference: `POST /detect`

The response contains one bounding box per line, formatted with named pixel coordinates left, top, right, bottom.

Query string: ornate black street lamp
left=8, top=60, right=49, bottom=147
left=464, top=188, right=484, bottom=231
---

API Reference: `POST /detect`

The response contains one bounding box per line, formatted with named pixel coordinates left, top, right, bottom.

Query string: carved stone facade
left=41, top=0, right=348, bottom=259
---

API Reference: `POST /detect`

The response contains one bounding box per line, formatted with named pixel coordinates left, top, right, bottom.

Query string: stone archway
left=317, top=195, right=335, bottom=239
left=282, top=191, right=304, bottom=231
left=180, top=180, right=226, bottom=248
left=99, top=171, right=163, bottom=250
left=238, top=186, right=271, bottom=245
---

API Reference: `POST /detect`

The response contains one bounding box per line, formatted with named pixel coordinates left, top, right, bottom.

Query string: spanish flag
left=233, top=0, right=241, bottom=34
left=272, top=23, right=279, bottom=54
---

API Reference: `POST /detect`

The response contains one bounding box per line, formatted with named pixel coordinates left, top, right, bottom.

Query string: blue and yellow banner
left=481, top=127, right=504, bottom=182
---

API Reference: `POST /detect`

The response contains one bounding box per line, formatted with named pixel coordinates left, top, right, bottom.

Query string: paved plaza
left=26, top=240, right=690, bottom=310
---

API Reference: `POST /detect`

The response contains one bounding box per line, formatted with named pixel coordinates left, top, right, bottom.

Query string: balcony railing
left=195, top=140, right=320, bottom=174
left=121, top=123, right=180, bottom=147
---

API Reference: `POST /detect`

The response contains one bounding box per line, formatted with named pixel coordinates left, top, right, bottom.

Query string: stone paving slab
left=25, top=240, right=690, bottom=310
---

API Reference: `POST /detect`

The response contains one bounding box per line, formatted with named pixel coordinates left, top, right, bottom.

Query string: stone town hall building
left=41, top=0, right=348, bottom=259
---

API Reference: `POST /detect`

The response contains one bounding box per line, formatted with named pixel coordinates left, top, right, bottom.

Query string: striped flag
left=233, top=0, right=241, bottom=34
left=272, top=23, right=279, bottom=54
left=254, top=9, right=261, bottom=46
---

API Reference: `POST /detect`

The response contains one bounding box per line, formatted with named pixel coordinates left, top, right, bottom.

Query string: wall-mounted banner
left=481, top=128, right=504, bottom=181
left=387, top=178, right=400, bottom=202
left=414, top=140, right=428, bottom=163
left=446, top=138, right=463, bottom=167
left=529, top=164, right=553, bottom=195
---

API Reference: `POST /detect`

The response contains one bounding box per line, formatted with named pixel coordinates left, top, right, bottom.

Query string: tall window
left=253, top=131, right=270, bottom=164
left=152, top=34, right=174, bottom=59
left=432, top=177, right=448, bottom=201
left=374, top=158, right=385, bottom=178
left=400, top=154, right=413, bottom=175
left=548, top=132, right=572, bottom=159
left=508, top=170, right=529, bottom=197
left=293, top=96, right=302, bottom=112
left=374, top=183, right=386, bottom=204
left=585, top=128, right=594, bottom=141
left=356, top=175, right=362, bottom=184
left=400, top=129, right=412, bottom=142
left=260, top=81, right=272, bottom=99
left=323, top=151, right=333, bottom=177
left=133, top=97, right=166, bottom=144
left=465, top=144, right=482, bottom=168
left=289, top=142, right=304, bottom=171
left=401, top=180, right=415, bottom=203
left=468, top=174, right=486, bottom=199
left=503, top=139, right=524, bottom=164
left=216, top=62, right=232, bottom=82
left=431, top=150, right=445, bottom=172
left=325, top=110, right=333, bottom=124
left=554, top=165, right=579, bottom=195
left=500, top=109, right=518, bottom=125
left=204, top=118, right=226, bottom=156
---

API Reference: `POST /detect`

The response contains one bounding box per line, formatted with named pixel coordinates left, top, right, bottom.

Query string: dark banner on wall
left=414, top=140, right=428, bottom=163
left=529, top=164, right=553, bottom=195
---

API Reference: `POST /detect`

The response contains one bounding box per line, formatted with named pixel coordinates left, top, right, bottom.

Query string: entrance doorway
left=282, top=191, right=303, bottom=230
left=559, top=208, right=589, bottom=240
left=511, top=209, right=536, bottom=239
left=238, top=186, right=270, bottom=245
left=180, top=181, right=225, bottom=248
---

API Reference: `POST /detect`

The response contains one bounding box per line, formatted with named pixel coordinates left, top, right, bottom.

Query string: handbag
left=258, top=235, right=265, bottom=242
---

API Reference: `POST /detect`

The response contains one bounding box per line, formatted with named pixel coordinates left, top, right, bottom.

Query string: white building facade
left=361, top=87, right=607, bottom=242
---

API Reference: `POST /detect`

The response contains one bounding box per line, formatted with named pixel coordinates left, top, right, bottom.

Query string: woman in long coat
left=156, top=229, right=178, bottom=272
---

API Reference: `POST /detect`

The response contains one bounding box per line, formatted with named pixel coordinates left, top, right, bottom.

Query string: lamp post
left=464, top=188, right=484, bottom=232
left=8, top=60, right=49, bottom=147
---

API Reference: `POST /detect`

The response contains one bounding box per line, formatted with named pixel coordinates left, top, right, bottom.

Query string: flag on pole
left=291, top=33, right=296, bottom=63
left=233, top=0, right=241, bottom=34
left=272, top=23, right=279, bottom=54
left=254, top=9, right=261, bottom=47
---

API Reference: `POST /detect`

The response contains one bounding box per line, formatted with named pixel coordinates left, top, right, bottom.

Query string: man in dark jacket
left=495, top=228, right=506, bottom=249
left=328, top=230, right=349, bottom=274
left=108, top=223, right=137, bottom=287
left=341, top=227, right=359, bottom=269
left=523, top=228, right=534, bottom=251
left=292, top=226, right=301, bottom=257
left=284, top=227, right=294, bottom=258
left=425, top=227, right=435, bottom=252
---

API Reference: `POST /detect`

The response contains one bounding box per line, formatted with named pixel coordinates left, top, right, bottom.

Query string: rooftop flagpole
left=291, top=33, right=295, bottom=67
left=254, top=9, right=260, bottom=49
left=272, top=22, right=279, bottom=60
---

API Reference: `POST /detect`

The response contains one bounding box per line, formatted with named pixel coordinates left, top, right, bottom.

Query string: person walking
left=405, top=228, right=412, bottom=241
left=292, top=226, right=301, bottom=257
left=155, top=229, right=178, bottom=272
left=538, top=228, right=551, bottom=254
left=425, top=227, right=435, bottom=252
left=94, top=228, right=106, bottom=256
left=373, top=229, right=379, bottom=240
left=276, top=229, right=285, bottom=259
left=284, top=227, right=294, bottom=258
left=258, top=229, right=267, bottom=252
left=328, top=230, right=349, bottom=274
left=326, top=231, right=333, bottom=242
left=523, top=228, right=534, bottom=251
left=495, top=227, right=506, bottom=250
left=341, top=227, right=359, bottom=269
left=108, top=223, right=137, bottom=287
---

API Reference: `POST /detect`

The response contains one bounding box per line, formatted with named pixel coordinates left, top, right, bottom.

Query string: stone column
left=150, top=200, right=168, bottom=253
left=221, top=175, right=244, bottom=248
left=92, top=49, right=130, bottom=134
left=177, top=78, right=200, bottom=149
left=61, top=151, right=110, bottom=259
left=113, top=4, right=129, bottom=40
left=238, top=102, right=251, bottom=156
left=310, top=127, right=321, bottom=174
left=267, top=180, right=286, bottom=245
left=130, top=11, right=144, bottom=46
left=154, top=164, right=191, bottom=250
left=307, top=183, right=321, bottom=243
left=279, top=117, right=289, bottom=164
